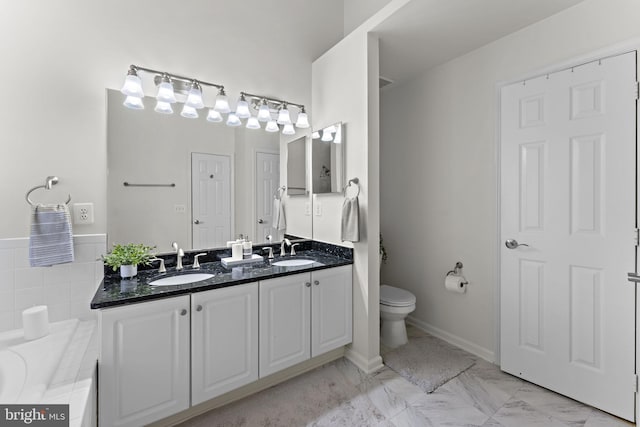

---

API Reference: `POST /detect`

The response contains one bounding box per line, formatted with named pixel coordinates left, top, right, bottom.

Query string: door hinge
left=634, top=374, right=639, bottom=393
left=635, top=82, right=639, bottom=100
left=634, top=228, right=639, bottom=247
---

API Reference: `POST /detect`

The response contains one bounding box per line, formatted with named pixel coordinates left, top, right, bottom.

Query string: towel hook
left=25, top=176, right=72, bottom=206
left=343, top=177, right=360, bottom=197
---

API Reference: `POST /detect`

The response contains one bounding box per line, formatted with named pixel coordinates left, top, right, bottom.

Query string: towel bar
left=26, top=176, right=71, bottom=206
left=343, top=177, right=360, bottom=197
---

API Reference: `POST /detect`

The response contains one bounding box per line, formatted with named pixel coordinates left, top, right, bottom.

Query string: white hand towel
left=341, top=197, right=359, bottom=242
left=272, top=197, right=287, bottom=231
left=29, top=204, right=74, bottom=267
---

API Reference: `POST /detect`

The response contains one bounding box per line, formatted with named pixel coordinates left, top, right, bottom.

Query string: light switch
left=314, top=202, right=322, bottom=216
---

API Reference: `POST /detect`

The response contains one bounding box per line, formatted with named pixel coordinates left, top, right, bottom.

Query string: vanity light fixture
left=277, top=103, right=291, bottom=125
left=121, top=68, right=144, bottom=98
left=123, top=95, right=144, bottom=110
left=282, top=123, right=295, bottom=135
left=206, top=109, right=223, bottom=123
left=156, top=74, right=177, bottom=103
left=185, top=82, right=205, bottom=109
left=181, top=105, right=199, bottom=119
left=265, top=120, right=279, bottom=132
left=257, top=99, right=271, bottom=122
left=154, top=101, right=173, bottom=114
left=295, top=107, right=310, bottom=128
left=312, top=131, right=320, bottom=139
left=226, top=112, right=242, bottom=127
left=246, top=116, right=261, bottom=129
left=321, top=129, right=334, bottom=142
left=239, top=91, right=310, bottom=134
left=213, top=88, right=231, bottom=114
left=333, top=124, right=342, bottom=143
left=235, top=94, right=251, bottom=119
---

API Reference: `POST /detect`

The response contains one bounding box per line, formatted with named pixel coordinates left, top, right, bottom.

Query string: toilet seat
left=380, top=285, right=416, bottom=307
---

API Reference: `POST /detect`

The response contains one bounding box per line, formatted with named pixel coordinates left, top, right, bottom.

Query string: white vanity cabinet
left=191, top=282, right=259, bottom=405
left=99, top=295, right=191, bottom=427
left=259, top=265, right=352, bottom=377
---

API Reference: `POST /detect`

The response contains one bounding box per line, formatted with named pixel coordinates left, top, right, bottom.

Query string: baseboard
left=406, top=316, right=495, bottom=363
left=148, top=348, right=345, bottom=427
left=344, top=347, right=384, bottom=374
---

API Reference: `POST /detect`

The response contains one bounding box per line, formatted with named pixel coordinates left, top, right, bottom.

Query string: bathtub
left=0, top=318, right=98, bottom=427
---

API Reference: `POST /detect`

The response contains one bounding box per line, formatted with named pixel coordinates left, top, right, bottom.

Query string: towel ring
left=343, top=177, right=360, bottom=198
left=25, top=176, right=72, bottom=206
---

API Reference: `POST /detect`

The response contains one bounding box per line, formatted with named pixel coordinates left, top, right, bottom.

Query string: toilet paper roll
left=22, top=305, right=49, bottom=341
left=231, top=243, right=243, bottom=260
left=445, top=275, right=467, bottom=294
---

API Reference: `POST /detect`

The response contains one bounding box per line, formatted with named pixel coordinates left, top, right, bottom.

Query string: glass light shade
left=226, top=112, right=242, bottom=127
left=295, top=112, right=310, bottom=128
left=324, top=125, right=337, bottom=134
left=312, top=131, right=320, bottom=139
left=156, top=82, right=177, bottom=103
left=180, top=105, right=199, bottom=119
left=206, top=109, right=223, bottom=123
left=333, top=124, right=342, bottom=143
left=277, top=107, right=291, bottom=125
left=154, top=101, right=173, bottom=114
left=282, top=123, right=295, bottom=135
left=185, top=86, right=204, bottom=109
left=246, top=116, right=261, bottom=129
left=214, top=93, right=231, bottom=113
left=265, top=120, right=279, bottom=132
left=321, top=129, right=333, bottom=142
left=121, top=74, right=144, bottom=97
left=257, top=103, right=271, bottom=122
left=123, top=96, right=144, bottom=110
left=235, top=98, right=251, bottom=119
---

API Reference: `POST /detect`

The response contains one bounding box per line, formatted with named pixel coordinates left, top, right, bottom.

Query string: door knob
left=180, top=309, right=188, bottom=316
left=194, top=219, right=201, bottom=225
left=258, top=219, right=265, bottom=224
left=505, top=239, right=529, bottom=249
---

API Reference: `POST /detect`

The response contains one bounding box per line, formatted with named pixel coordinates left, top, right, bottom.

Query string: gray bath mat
left=383, top=334, right=476, bottom=393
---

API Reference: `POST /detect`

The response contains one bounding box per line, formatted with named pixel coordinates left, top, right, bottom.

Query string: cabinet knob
left=196, top=305, right=203, bottom=312
left=180, top=309, right=188, bottom=316
left=305, top=282, right=311, bottom=287
left=314, top=280, right=320, bottom=286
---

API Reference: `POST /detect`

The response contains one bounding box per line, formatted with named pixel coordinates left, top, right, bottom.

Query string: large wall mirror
left=286, top=136, right=307, bottom=196
left=312, top=122, right=344, bottom=194
left=106, top=89, right=311, bottom=252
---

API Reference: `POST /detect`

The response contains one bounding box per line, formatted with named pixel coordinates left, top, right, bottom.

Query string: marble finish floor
left=178, top=326, right=632, bottom=427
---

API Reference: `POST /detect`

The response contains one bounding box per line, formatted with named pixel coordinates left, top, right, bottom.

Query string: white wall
left=380, top=0, right=640, bottom=360
left=343, top=0, right=392, bottom=36
left=0, top=0, right=343, bottom=240
left=312, top=30, right=382, bottom=372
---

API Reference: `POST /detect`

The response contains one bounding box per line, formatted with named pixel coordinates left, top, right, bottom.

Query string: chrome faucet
left=280, top=238, right=291, bottom=257
left=263, top=246, right=275, bottom=259
left=172, top=242, right=184, bottom=271
left=192, top=253, right=207, bottom=269
left=150, top=257, right=166, bottom=273
left=291, top=243, right=300, bottom=256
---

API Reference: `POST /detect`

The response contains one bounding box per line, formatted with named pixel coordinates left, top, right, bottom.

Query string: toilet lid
left=380, top=285, right=416, bottom=307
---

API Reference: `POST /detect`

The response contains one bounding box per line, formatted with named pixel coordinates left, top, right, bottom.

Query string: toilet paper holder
left=446, top=261, right=468, bottom=284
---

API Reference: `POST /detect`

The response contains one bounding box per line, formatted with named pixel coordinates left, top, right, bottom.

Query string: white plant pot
left=120, top=264, right=137, bottom=279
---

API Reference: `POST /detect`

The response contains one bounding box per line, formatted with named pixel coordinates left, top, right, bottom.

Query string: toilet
left=380, top=285, right=416, bottom=348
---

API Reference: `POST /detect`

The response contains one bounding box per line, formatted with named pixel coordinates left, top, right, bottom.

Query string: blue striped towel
left=29, top=204, right=74, bottom=267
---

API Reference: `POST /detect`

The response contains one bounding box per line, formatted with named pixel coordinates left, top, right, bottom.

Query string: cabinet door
left=99, top=295, right=190, bottom=427
left=259, top=273, right=311, bottom=377
left=311, top=265, right=353, bottom=357
left=191, top=283, right=259, bottom=404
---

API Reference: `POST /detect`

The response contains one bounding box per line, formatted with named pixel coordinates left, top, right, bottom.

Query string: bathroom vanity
left=91, top=242, right=352, bottom=427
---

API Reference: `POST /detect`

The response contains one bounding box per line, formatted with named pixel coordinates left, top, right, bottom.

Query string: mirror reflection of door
left=191, top=153, right=232, bottom=248
left=255, top=151, right=280, bottom=242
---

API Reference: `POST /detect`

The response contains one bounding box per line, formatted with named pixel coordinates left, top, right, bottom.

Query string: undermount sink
left=272, top=259, right=317, bottom=267
left=149, top=273, right=214, bottom=286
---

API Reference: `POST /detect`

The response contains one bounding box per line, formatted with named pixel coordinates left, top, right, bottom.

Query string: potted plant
left=379, top=233, right=388, bottom=267
left=102, top=243, right=155, bottom=279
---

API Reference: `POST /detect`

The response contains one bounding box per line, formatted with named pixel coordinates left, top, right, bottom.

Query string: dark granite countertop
left=90, top=248, right=353, bottom=310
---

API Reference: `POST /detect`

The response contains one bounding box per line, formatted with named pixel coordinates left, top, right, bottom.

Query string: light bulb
left=185, top=82, right=204, bottom=109
left=257, top=100, right=271, bottom=122
left=277, top=105, right=291, bottom=125
left=181, top=105, right=199, bottom=119
left=282, top=123, right=295, bottom=135
left=206, top=109, right=223, bottom=123
left=265, top=120, right=279, bottom=132
left=321, top=129, right=333, bottom=142
left=121, top=69, right=144, bottom=97
left=214, top=88, right=231, bottom=113
left=123, top=96, right=144, bottom=110
left=156, top=76, right=176, bottom=103
left=154, top=100, right=173, bottom=114
left=246, top=116, right=261, bottom=129
left=295, top=111, right=310, bottom=128
left=226, top=112, right=241, bottom=127
left=312, top=131, right=320, bottom=139
left=235, top=95, right=251, bottom=119
left=333, top=125, right=342, bottom=143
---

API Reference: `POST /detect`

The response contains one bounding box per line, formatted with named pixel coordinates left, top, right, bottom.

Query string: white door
left=500, top=52, right=636, bottom=420
left=256, top=151, right=280, bottom=241
left=191, top=283, right=259, bottom=404
left=259, top=273, right=311, bottom=377
left=99, top=296, right=190, bottom=427
left=192, top=153, right=232, bottom=248
left=311, top=265, right=353, bottom=357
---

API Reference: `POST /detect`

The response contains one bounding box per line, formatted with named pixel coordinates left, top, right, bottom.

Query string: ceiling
left=372, top=0, right=585, bottom=85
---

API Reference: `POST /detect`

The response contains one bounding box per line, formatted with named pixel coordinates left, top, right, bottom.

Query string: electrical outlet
left=72, top=203, right=94, bottom=225
left=305, top=202, right=311, bottom=216
left=174, top=204, right=186, bottom=213
left=314, top=201, right=322, bottom=216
